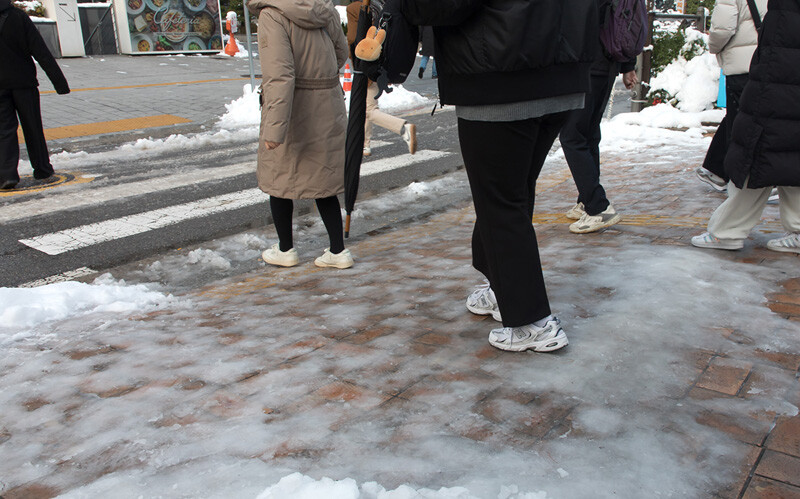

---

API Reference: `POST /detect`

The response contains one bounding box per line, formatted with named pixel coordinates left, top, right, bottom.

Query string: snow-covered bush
left=648, top=27, right=719, bottom=112
left=14, top=0, right=45, bottom=17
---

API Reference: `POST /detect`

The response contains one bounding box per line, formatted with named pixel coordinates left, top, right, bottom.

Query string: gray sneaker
left=488, top=318, right=568, bottom=352
left=569, top=205, right=621, bottom=234
left=465, top=283, right=502, bottom=321
left=695, top=167, right=727, bottom=191
left=766, top=233, right=800, bottom=254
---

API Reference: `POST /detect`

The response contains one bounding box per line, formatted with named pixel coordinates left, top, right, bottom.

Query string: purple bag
left=599, top=0, right=648, bottom=62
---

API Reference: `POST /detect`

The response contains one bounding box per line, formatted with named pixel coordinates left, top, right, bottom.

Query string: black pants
left=0, top=88, right=54, bottom=183
left=269, top=195, right=345, bottom=254
left=559, top=71, right=617, bottom=216
left=458, top=113, right=567, bottom=327
left=701, top=73, right=749, bottom=181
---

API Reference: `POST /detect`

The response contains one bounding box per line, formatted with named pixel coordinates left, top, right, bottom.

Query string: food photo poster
left=123, top=0, right=223, bottom=53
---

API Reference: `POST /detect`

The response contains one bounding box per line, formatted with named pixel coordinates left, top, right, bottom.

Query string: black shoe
left=418, top=68, right=424, bottom=79
left=1, top=179, right=19, bottom=189
left=33, top=170, right=55, bottom=180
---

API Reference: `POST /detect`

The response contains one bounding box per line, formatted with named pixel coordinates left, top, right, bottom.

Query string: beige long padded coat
left=248, top=0, right=348, bottom=199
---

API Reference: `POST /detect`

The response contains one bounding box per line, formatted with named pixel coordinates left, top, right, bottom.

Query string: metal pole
left=243, top=1, right=256, bottom=91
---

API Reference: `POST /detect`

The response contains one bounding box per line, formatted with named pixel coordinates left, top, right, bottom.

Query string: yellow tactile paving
left=0, top=173, right=94, bottom=197
left=39, top=77, right=251, bottom=95
left=18, top=115, right=192, bottom=143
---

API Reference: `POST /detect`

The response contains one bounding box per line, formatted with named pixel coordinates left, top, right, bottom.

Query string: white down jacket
left=708, top=0, right=768, bottom=75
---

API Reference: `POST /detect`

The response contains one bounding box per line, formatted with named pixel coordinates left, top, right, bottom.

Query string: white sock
left=533, top=315, right=554, bottom=328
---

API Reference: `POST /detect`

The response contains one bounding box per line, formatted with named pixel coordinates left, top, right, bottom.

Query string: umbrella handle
left=345, top=213, right=351, bottom=239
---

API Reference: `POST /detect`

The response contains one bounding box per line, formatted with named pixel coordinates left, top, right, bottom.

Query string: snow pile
left=256, top=473, right=548, bottom=499
left=0, top=274, right=171, bottom=334
left=610, top=103, right=724, bottom=130
left=186, top=248, right=232, bottom=271
left=649, top=28, right=720, bottom=112
left=217, top=84, right=261, bottom=130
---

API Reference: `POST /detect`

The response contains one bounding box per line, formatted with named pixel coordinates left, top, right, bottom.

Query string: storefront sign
left=118, top=0, right=223, bottom=53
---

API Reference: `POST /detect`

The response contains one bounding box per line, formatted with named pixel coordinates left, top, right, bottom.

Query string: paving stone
left=755, top=450, right=800, bottom=487
left=696, top=358, right=753, bottom=396
left=742, top=476, right=800, bottom=499
left=766, top=416, right=800, bottom=458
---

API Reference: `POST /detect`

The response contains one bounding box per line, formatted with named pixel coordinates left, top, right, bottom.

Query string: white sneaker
left=569, top=205, right=621, bottom=233
left=465, top=283, right=502, bottom=321
left=565, top=202, right=586, bottom=220
left=488, top=318, right=568, bottom=353
left=691, top=232, right=744, bottom=250
left=402, top=123, right=417, bottom=155
left=768, top=187, right=779, bottom=203
left=766, top=233, right=800, bottom=254
left=695, top=167, right=727, bottom=191
left=314, top=248, right=354, bottom=269
left=363, top=146, right=371, bottom=157
left=262, top=243, right=299, bottom=267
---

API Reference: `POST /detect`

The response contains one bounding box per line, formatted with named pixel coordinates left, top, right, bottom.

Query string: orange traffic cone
left=343, top=63, right=352, bottom=92
left=224, top=19, right=238, bottom=56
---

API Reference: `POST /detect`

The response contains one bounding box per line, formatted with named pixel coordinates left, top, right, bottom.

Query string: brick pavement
left=1, top=141, right=798, bottom=497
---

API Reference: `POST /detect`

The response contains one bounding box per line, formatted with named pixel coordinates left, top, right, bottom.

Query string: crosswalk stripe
left=16, top=150, right=453, bottom=255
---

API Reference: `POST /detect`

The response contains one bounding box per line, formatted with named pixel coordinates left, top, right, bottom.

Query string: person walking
left=695, top=0, right=767, bottom=191
left=249, top=0, right=355, bottom=269
left=692, top=0, right=800, bottom=254
left=417, top=26, right=436, bottom=79
left=0, top=0, right=69, bottom=190
left=400, top=0, right=597, bottom=352
left=558, top=0, right=639, bottom=234
left=346, top=0, right=416, bottom=157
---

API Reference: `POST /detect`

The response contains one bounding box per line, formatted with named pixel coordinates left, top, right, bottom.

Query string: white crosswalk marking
left=15, top=150, right=453, bottom=255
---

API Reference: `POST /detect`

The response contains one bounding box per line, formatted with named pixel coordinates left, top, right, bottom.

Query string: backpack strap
left=745, top=0, right=762, bottom=32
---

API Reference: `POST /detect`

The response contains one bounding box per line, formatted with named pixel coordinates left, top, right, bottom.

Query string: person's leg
left=365, top=80, right=406, bottom=135
left=559, top=72, right=613, bottom=216
left=707, top=181, right=771, bottom=240
left=269, top=196, right=294, bottom=251
left=777, top=186, right=800, bottom=233
left=459, top=117, right=552, bottom=327
left=364, top=81, right=376, bottom=150
left=0, top=89, right=21, bottom=185
left=418, top=55, right=429, bottom=78
left=431, top=58, right=437, bottom=78
left=13, top=88, right=53, bottom=179
left=315, top=195, right=345, bottom=254
left=526, top=112, right=569, bottom=218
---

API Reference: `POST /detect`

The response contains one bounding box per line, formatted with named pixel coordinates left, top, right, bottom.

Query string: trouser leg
left=707, top=180, right=771, bottom=240
left=365, top=80, right=405, bottom=148
left=777, top=186, right=800, bottom=233
left=702, top=74, right=748, bottom=180
left=315, top=195, right=345, bottom=254
left=419, top=56, right=429, bottom=72
left=0, top=89, right=20, bottom=183
left=13, top=88, right=53, bottom=178
left=269, top=196, right=294, bottom=251
left=559, top=72, right=615, bottom=215
left=460, top=116, right=563, bottom=327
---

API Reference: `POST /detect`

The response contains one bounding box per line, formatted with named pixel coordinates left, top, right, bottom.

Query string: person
left=346, top=0, right=416, bottom=157
left=558, top=0, right=639, bottom=234
left=417, top=26, right=436, bottom=79
left=695, top=0, right=767, bottom=192
left=400, top=0, right=597, bottom=352
left=0, top=0, right=69, bottom=190
left=692, top=0, right=800, bottom=254
left=249, top=0, right=355, bottom=269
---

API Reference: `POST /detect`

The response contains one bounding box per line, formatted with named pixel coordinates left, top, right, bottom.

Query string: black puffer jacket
left=400, top=0, right=597, bottom=106
left=0, top=0, right=69, bottom=93
left=724, top=0, right=800, bottom=188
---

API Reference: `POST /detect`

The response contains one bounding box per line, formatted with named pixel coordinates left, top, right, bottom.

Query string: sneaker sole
left=466, top=303, right=502, bottom=322
left=314, top=260, right=353, bottom=269
left=489, top=331, right=569, bottom=352
left=569, top=214, right=622, bottom=234
left=766, top=244, right=800, bottom=254
left=691, top=239, right=743, bottom=250
left=264, top=259, right=299, bottom=267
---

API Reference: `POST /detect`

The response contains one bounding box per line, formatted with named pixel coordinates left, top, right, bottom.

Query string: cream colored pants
left=708, top=180, right=800, bottom=240
left=364, top=80, right=406, bottom=148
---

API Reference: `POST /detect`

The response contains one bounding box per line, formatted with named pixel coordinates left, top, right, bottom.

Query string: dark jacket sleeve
left=400, top=0, right=484, bottom=26
left=23, top=14, right=69, bottom=94
left=620, top=59, right=636, bottom=73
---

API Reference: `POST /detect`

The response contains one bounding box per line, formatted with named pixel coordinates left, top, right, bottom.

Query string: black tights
left=269, top=195, right=345, bottom=254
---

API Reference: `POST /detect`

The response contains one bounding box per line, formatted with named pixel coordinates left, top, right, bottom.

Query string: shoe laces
left=470, top=282, right=496, bottom=308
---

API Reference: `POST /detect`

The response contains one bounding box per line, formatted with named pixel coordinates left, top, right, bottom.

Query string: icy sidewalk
left=1, top=133, right=799, bottom=498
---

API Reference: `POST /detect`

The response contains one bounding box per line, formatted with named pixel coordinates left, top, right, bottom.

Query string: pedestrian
left=346, top=0, right=416, bottom=157
left=0, top=0, right=69, bottom=190
left=558, top=0, right=639, bottom=234
left=400, top=0, right=597, bottom=352
left=417, top=26, right=436, bottom=79
left=695, top=0, right=767, bottom=192
left=692, top=0, right=800, bottom=254
left=249, top=0, right=355, bottom=269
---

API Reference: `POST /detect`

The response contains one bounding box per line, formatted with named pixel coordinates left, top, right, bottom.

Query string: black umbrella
left=343, top=1, right=374, bottom=238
